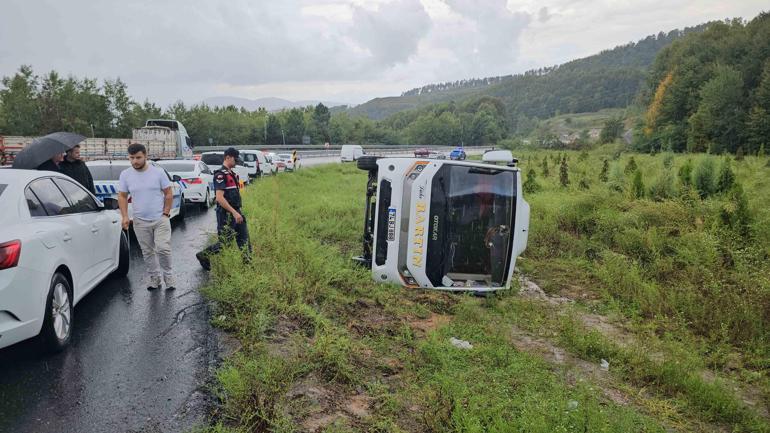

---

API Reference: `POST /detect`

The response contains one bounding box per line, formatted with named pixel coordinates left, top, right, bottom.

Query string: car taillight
left=0, top=240, right=21, bottom=270
left=128, top=196, right=132, bottom=203
left=184, top=178, right=203, bottom=184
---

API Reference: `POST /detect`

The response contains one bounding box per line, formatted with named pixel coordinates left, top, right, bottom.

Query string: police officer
left=196, top=147, right=251, bottom=270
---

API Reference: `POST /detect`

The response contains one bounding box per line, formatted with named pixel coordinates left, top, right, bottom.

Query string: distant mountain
left=202, top=96, right=346, bottom=112
left=349, top=23, right=711, bottom=122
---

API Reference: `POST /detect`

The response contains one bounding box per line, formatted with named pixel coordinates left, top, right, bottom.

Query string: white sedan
left=0, top=169, right=129, bottom=351
left=156, top=160, right=216, bottom=209
left=275, top=153, right=296, bottom=171
left=87, top=160, right=186, bottom=220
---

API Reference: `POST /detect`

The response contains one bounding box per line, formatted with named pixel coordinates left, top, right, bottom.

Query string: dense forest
left=635, top=14, right=770, bottom=155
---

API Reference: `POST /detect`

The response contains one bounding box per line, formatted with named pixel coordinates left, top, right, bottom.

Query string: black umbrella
left=11, top=132, right=86, bottom=169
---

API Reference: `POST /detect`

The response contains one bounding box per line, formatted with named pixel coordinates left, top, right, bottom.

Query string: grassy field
left=198, top=148, right=769, bottom=433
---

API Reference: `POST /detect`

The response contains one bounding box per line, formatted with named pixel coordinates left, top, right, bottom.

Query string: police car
left=86, top=160, right=186, bottom=220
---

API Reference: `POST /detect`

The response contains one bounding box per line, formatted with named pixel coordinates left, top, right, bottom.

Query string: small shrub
left=716, top=158, right=736, bottom=193
left=649, top=169, right=676, bottom=201
left=523, top=168, right=542, bottom=194
left=624, top=156, right=638, bottom=174
left=559, top=157, right=570, bottom=187
left=599, top=159, right=609, bottom=182
left=678, top=159, right=693, bottom=187
left=632, top=170, right=645, bottom=199
left=758, top=143, right=766, bottom=157
left=662, top=153, right=674, bottom=169
left=720, top=182, right=752, bottom=238
left=608, top=163, right=625, bottom=192
left=693, top=158, right=716, bottom=199
left=541, top=156, right=550, bottom=177
left=735, top=146, right=744, bottom=161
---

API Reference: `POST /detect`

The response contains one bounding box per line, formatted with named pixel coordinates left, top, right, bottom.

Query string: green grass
left=197, top=151, right=770, bottom=432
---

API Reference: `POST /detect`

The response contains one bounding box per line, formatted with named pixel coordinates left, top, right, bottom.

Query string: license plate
left=387, top=208, right=396, bottom=241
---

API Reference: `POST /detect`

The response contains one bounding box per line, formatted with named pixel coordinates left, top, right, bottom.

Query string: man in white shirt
left=117, top=143, right=176, bottom=290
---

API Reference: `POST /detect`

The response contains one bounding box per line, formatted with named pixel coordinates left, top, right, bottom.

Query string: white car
left=156, top=160, right=216, bottom=209
left=0, top=169, right=129, bottom=351
left=87, top=160, right=186, bottom=220
left=265, top=153, right=279, bottom=175
left=200, top=152, right=251, bottom=185
left=240, top=150, right=273, bottom=177
left=275, top=153, right=296, bottom=172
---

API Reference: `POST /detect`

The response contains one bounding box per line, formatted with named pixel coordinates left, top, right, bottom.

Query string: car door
left=157, top=166, right=182, bottom=217
left=25, top=178, right=96, bottom=299
left=199, top=162, right=214, bottom=191
left=53, top=177, right=117, bottom=284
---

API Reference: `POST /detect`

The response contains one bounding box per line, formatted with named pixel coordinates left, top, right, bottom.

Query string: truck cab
left=355, top=151, right=529, bottom=292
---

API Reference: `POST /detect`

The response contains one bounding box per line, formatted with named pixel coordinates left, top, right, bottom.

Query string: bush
left=693, top=158, right=716, bottom=199
left=649, top=169, right=676, bottom=201
left=523, top=168, right=542, bottom=194
left=559, top=157, right=570, bottom=187
left=632, top=170, right=645, bottom=199
left=678, top=159, right=693, bottom=187
left=716, top=158, right=736, bottom=193
left=625, top=156, right=638, bottom=174
left=599, top=159, right=609, bottom=182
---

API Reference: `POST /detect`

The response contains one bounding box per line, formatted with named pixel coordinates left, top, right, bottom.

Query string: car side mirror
left=102, top=197, right=119, bottom=210
left=172, top=175, right=182, bottom=182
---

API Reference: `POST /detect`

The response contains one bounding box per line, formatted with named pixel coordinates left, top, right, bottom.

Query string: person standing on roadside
left=196, top=147, right=251, bottom=270
left=59, top=144, right=95, bottom=194
left=118, top=144, right=176, bottom=290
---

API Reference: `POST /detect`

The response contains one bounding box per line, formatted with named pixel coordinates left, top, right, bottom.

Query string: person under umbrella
left=59, top=144, right=95, bottom=194
left=11, top=132, right=85, bottom=171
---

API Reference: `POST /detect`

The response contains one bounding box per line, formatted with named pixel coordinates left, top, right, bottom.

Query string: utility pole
left=281, top=129, right=286, bottom=146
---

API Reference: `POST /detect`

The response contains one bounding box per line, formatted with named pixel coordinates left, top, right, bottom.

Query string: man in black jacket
left=59, top=144, right=95, bottom=194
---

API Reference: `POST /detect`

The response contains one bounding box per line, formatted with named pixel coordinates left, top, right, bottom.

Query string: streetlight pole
left=281, top=129, right=286, bottom=146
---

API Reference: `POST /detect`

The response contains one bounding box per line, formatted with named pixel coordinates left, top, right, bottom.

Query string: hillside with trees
left=635, top=13, right=770, bottom=155
left=349, top=24, right=709, bottom=126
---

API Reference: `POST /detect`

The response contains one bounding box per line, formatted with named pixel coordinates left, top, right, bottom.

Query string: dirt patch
left=579, top=313, right=637, bottom=348
left=700, top=370, right=769, bottom=419
left=284, top=374, right=375, bottom=432
left=409, top=313, right=451, bottom=334
left=265, top=315, right=304, bottom=359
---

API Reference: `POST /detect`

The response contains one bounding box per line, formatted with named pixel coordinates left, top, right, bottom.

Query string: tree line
left=635, top=13, right=770, bottom=155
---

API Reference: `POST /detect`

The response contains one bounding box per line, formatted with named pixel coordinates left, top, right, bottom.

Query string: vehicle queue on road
left=0, top=140, right=301, bottom=353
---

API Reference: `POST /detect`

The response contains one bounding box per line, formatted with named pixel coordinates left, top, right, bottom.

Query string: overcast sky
left=0, top=1, right=767, bottom=107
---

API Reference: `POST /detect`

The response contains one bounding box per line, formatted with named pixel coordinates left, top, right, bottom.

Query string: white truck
left=0, top=119, right=193, bottom=165
left=354, top=150, right=530, bottom=292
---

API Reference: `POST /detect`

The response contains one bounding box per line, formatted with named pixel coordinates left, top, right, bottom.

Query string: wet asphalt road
left=0, top=204, right=218, bottom=433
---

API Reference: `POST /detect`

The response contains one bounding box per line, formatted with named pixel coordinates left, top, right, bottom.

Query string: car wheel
left=201, top=189, right=211, bottom=210
left=40, top=273, right=73, bottom=352
left=177, top=198, right=186, bottom=220
left=357, top=156, right=380, bottom=171
left=113, top=231, right=130, bottom=278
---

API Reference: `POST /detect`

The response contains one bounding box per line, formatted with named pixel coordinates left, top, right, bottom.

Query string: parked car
left=156, top=160, right=216, bottom=209
left=449, top=147, right=466, bottom=160
left=200, top=151, right=250, bottom=187
left=0, top=169, right=129, bottom=351
left=240, top=150, right=271, bottom=178
left=414, top=148, right=430, bottom=157
left=87, top=160, right=186, bottom=220
left=264, top=152, right=278, bottom=175
left=341, top=144, right=364, bottom=162
left=275, top=153, right=296, bottom=171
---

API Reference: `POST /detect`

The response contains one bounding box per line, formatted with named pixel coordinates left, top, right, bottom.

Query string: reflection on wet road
left=0, top=205, right=217, bottom=433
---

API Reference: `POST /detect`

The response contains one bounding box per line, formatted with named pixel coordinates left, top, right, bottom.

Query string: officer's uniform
left=212, top=166, right=250, bottom=251
left=196, top=166, right=251, bottom=269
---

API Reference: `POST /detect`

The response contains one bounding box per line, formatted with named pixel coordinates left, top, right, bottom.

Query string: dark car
left=414, top=148, right=430, bottom=157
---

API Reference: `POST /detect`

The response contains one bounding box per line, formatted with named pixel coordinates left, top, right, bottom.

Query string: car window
left=200, top=163, right=211, bottom=174
left=53, top=178, right=99, bottom=213
left=201, top=154, right=224, bottom=166
left=243, top=153, right=256, bottom=162
left=27, top=178, right=70, bottom=216
left=24, top=187, right=48, bottom=217
left=0, top=184, right=6, bottom=198
left=159, top=162, right=197, bottom=172
left=88, top=164, right=129, bottom=181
